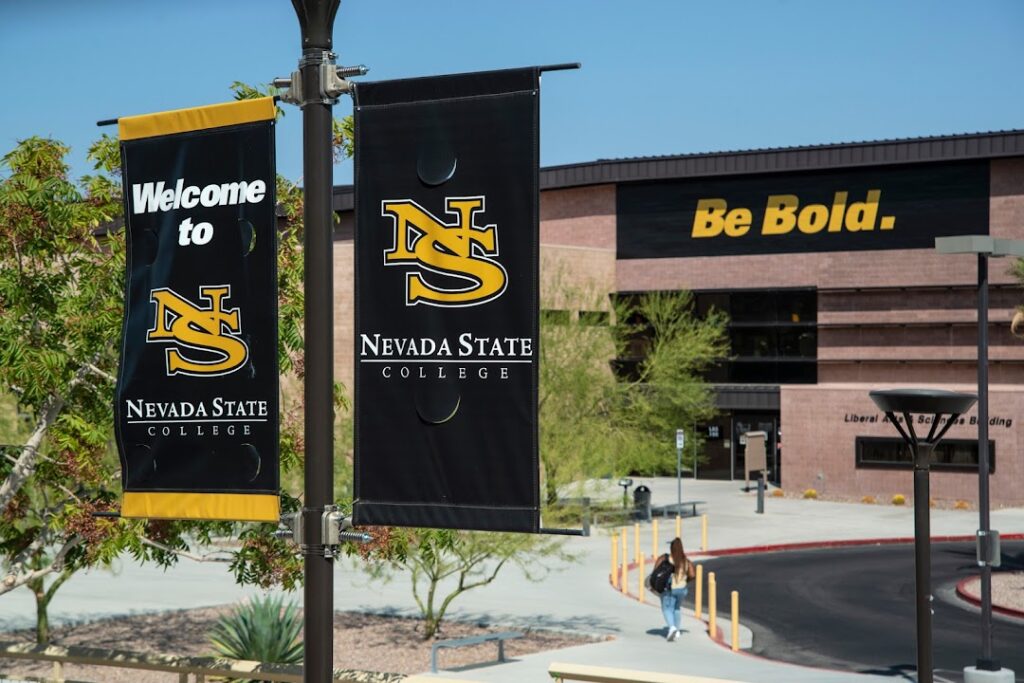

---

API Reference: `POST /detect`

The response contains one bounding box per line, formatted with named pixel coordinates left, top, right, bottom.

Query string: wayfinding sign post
left=676, top=428, right=685, bottom=510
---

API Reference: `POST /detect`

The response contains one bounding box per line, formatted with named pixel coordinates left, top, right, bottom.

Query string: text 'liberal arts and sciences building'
left=329, top=129, right=1024, bottom=506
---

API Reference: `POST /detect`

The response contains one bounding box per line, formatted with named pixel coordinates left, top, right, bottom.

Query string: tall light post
left=869, top=389, right=977, bottom=683
left=287, top=1, right=341, bottom=680
left=935, top=235, right=1024, bottom=683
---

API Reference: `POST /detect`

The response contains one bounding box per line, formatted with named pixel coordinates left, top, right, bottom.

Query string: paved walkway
left=1, top=478, right=1020, bottom=682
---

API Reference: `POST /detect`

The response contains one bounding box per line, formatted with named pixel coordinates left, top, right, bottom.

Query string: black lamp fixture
left=869, top=388, right=977, bottom=683
left=618, top=478, right=634, bottom=509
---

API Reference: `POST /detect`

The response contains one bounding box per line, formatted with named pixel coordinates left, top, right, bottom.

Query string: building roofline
left=332, top=128, right=1024, bottom=212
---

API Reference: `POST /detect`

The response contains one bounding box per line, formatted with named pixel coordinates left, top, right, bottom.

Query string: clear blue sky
left=2, top=0, right=1022, bottom=186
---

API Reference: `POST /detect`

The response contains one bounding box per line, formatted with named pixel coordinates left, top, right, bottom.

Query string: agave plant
left=209, top=594, right=304, bottom=682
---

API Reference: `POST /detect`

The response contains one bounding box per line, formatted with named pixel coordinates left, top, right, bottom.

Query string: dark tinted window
left=694, top=289, right=818, bottom=384
left=856, top=437, right=994, bottom=472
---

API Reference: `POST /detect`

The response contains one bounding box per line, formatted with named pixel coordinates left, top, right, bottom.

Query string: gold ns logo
left=382, top=196, right=507, bottom=307
left=146, top=285, right=249, bottom=377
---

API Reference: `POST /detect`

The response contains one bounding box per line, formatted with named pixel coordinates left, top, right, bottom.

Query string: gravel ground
left=0, top=607, right=601, bottom=682
left=960, top=571, right=1024, bottom=614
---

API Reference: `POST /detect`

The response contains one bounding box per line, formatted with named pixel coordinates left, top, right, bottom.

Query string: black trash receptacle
left=633, top=485, right=652, bottom=521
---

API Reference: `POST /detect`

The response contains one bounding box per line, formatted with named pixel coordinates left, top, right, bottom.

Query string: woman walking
left=660, top=537, right=694, bottom=641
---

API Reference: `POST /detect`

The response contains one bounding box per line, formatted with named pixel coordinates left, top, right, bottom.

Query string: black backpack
left=648, top=558, right=674, bottom=594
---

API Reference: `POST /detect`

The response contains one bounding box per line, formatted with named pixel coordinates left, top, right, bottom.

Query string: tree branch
left=0, top=363, right=92, bottom=510
left=139, top=537, right=231, bottom=563
left=84, top=363, right=115, bottom=384
left=0, top=536, right=82, bottom=597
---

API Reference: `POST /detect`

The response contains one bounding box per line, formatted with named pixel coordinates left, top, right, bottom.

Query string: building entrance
left=733, top=413, right=779, bottom=486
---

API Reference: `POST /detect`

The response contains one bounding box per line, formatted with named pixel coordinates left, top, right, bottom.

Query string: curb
left=692, top=533, right=1024, bottom=559
left=955, top=574, right=1024, bottom=620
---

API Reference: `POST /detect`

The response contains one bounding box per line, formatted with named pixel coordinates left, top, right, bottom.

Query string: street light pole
left=935, top=236, right=1024, bottom=681
left=912, top=440, right=936, bottom=683
left=290, top=1, right=341, bottom=681
left=870, top=389, right=977, bottom=683
left=976, top=252, right=995, bottom=671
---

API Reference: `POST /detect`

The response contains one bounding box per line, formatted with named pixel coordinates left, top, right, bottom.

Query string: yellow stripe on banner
left=118, top=97, right=276, bottom=141
left=122, top=492, right=279, bottom=522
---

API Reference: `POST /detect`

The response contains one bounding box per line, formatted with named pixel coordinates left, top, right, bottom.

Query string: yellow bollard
left=620, top=529, right=628, bottom=594
left=611, top=537, right=618, bottom=588
left=634, top=523, right=640, bottom=563
left=639, top=553, right=645, bottom=602
left=695, top=564, right=704, bottom=620
left=701, top=514, right=708, bottom=551
left=731, top=591, right=739, bottom=652
left=708, top=571, right=717, bottom=640
left=652, top=518, right=659, bottom=558
left=675, top=514, right=681, bottom=539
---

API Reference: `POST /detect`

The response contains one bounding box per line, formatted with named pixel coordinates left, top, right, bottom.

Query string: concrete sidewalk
left=396, top=478, right=1024, bottom=682
left=1, top=478, right=1018, bottom=682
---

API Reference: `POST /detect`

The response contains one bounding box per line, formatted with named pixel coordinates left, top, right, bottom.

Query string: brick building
left=332, top=130, right=1024, bottom=505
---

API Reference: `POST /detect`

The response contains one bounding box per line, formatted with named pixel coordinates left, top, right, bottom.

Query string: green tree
left=353, top=527, right=573, bottom=639
left=537, top=284, right=728, bottom=502
left=0, top=136, right=129, bottom=639
left=0, top=84, right=355, bottom=642
left=611, top=291, right=730, bottom=476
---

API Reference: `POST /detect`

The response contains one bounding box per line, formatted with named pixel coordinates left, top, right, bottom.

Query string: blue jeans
left=660, top=586, right=689, bottom=630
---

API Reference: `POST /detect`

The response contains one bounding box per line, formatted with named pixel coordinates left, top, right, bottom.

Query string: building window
left=695, top=288, right=818, bottom=384
left=612, top=288, right=818, bottom=385
left=855, top=436, right=995, bottom=473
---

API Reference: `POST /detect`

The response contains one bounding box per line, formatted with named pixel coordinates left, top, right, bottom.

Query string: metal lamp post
left=935, top=235, right=1024, bottom=683
left=288, top=1, right=341, bottom=680
left=869, top=389, right=977, bottom=683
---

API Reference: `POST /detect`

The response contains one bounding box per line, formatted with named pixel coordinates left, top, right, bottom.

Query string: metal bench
left=430, top=631, right=523, bottom=673
left=652, top=500, right=705, bottom=518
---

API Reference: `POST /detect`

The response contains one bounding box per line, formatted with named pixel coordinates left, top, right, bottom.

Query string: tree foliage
left=0, top=83, right=356, bottom=641
left=352, top=527, right=573, bottom=639
left=538, top=282, right=728, bottom=502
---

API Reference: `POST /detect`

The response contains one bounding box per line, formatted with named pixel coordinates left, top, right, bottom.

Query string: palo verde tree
left=352, top=526, right=574, bottom=640
left=611, top=290, right=730, bottom=476
left=0, top=84, right=351, bottom=643
left=537, top=279, right=729, bottom=502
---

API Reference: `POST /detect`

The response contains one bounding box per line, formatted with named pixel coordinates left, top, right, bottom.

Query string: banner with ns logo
left=115, top=98, right=279, bottom=522
left=353, top=68, right=541, bottom=532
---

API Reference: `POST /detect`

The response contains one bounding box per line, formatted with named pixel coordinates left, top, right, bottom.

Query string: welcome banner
left=115, top=98, right=279, bottom=522
left=353, top=68, right=541, bottom=532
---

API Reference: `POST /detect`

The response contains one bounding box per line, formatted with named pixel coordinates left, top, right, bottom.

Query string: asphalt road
left=685, top=541, right=1024, bottom=682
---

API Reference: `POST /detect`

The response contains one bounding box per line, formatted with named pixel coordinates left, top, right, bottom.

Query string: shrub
left=861, top=495, right=876, bottom=505
left=802, top=488, right=818, bottom=500
left=891, top=494, right=906, bottom=506
left=209, top=595, right=303, bottom=681
left=954, top=499, right=971, bottom=510
left=771, top=489, right=785, bottom=498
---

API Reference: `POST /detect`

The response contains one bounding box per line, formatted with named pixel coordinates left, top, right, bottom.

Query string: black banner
left=115, top=99, right=279, bottom=522
left=353, top=68, right=540, bottom=532
left=617, top=161, right=990, bottom=259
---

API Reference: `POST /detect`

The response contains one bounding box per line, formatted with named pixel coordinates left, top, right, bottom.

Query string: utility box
left=744, top=431, right=768, bottom=489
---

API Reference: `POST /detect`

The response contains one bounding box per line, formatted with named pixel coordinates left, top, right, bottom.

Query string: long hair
left=670, top=537, right=686, bottom=578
